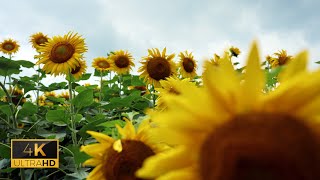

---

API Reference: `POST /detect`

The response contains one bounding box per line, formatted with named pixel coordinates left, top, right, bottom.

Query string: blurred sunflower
left=30, top=32, right=49, bottom=51
left=139, top=48, right=176, bottom=87
left=137, top=42, right=320, bottom=180
left=44, top=91, right=57, bottom=97
left=1, top=86, right=26, bottom=106
left=92, top=57, right=112, bottom=71
left=58, top=91, right=70, bottom=100
left=178, top=51, right=197, bottom=79
left=156, top=77, right=196, bottom=110
left=109, top=50, right=134, bottom=74
left=36, top=32, right=87, bottom=76
left=266, top=50, right=292, bottom=68
left=202, top=53, right=221, bottom=76
left=0, top=38, right=20, bottom=55
left=229, top=46, right=241, bottom=57
left=71, top=60, right=87, bottom=79
left=81, top=119, right=165, bottom=180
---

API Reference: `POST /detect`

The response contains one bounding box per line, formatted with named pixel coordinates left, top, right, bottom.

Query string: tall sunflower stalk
left=67, top=72, right=77, bottom=146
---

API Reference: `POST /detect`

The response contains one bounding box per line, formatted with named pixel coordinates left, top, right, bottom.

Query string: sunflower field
left=1, top=31, right=320, bottom=180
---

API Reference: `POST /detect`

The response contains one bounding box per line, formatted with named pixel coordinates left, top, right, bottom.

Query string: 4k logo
left=11, top=139, right=59, bottom=168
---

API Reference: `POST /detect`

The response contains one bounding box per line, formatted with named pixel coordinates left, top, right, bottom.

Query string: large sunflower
left=30, top=32, right=49, bottom=51
left=137, top=42, right=320, bottom=179
left=71, top=60, right=87, bottom=79
left=109, top=50, right=134, bottom=74
left=81, top=119, right=165, bottom=180
left=0, top=38, right=20, bottom=55
left=36, top=32, right=87, bottom=76
left=92, top=57, right=112, bottom=71
left=139, top=48, right=176, bottom=87
left=178, top=51, right=197, bottom=79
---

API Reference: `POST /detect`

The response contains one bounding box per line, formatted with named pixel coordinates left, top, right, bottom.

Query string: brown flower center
left=71, top=65, right=81, bottom=74
left=97, top=60, right=110, bottom=68
left=199, top=113, right=320, bottom=180
left=146, top=57, right=171, bottom=81
left=182, top=58, right=195, bottom=73
left=103, top=140, right=155, bottom=180
left=3, top=43, right=15, bottom=51
left=115, top=56, right=130, bottom=68
left=35, top=37, right=48, bottom=46
left=50, top=42, right=75, bottom=63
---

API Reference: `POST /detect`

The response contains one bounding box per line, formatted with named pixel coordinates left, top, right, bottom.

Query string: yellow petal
left=136, top=146, right=194, bottom=179
left=241, top=41, right=264, bottom=109
left=86, top=131, right=114, bottom=144
left=82, top=158, right=101, bottom=167
left=279, top=50, right=308, bottom=83
left=162, top=47, right=167, bottom=57
left=116, top=119, right=136, bottom=139
left=156, top=167, right=199, bottom=180
left=86, top=164, right=105, bottom=180
left=113, top=139, right=123, bottom=153
left=80, top=144, right=107, bottom=158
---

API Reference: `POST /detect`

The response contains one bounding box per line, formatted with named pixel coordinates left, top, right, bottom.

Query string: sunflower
left=81, top=119, right=165, bottom=180
left=178, top=51, right=197, bottom=79
left=202, top=53, right=222, bottom=77
left=30, top=32, right=49, bottom=51
left=0, top=38, right=20, bottom=55
left=139, top=48, right=176, bottom=87
left=128, top=85, right=149, bottom=96
left=92, top=57, right=112, bottom=71
left=229, top=46, right=241, bottom=57
left=44, top=91, right=57, bottom=97
left=1, top=86, right=26, bottom=106
left=36, top=32, right=87, bottom=76
left=266, top=50, right=293, bottom=68
left=109, top=50, right=134, bottom=74
left=137, top=42, right=320, bottom=179
left=58, top=91, right=70, bottom=100
left=71, top=60, right=87, bottom=79
left=155, top=77, right=196, bottom=110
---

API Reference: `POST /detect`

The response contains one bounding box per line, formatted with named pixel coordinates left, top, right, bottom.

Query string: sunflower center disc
left=103, top=140, right=155, bottom=180
left=182, top=58, right=194, bottom=73
left=36, top=37, right=48, bottom=45
left=98, top=61, right=110, bottom=68
left=199, top=113, right=320, bottom=180
left=147, top=57, right=171, bottom=81
left=50, top=43, right=75, bottom=63
left=115, top=56, right=130, bottom=68
left=3, top=43, right=15, bottom=51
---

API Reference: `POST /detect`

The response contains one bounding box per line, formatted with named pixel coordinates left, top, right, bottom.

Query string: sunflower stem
left=68, top=73, right=77, bottom=147
left=19, top=168, right=26, bottom=180
left=99, top=71, right=103, bottom=113
left=0, top=82, right=17, bottom=129
left=151, top=84, right=156, bottom=107
left=118, top=75, right=123, bottom=96
left=36, top=64, right=41, bottom=107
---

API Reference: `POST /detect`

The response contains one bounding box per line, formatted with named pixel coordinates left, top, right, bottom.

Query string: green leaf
left=72, top=89, right=94, bottom=109
left=0, top=88, right=5, bottom=98
left=66, top=168, right=89, bottom=179
left=46, top=110, right=69, bottom=124
left=131, top=75, right=146, bottom=86
left=65, top=145, right=91, bottom=166
left=0, top=56, right=21, bottom=76
left=94, top=69, right=109, bottom=76
left=315, top=61, right=320, bottom=64
left=79, top=73, right=91, bottom=80
left=19, top=102, right=38, bottom=116
left=16, top=60, right=35, bottom=68
left=0, top=105, right=11, bottom=117
left=74, top=114, right=83, bottom=123
left=0, top=144, right=10, bottom=159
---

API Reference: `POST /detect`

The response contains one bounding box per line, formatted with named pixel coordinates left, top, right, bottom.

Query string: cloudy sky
left=1, top=0, right=320, bottom=84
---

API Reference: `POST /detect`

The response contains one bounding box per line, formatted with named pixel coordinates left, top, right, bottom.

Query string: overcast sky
left=1, top=0, right=320, bottom=84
